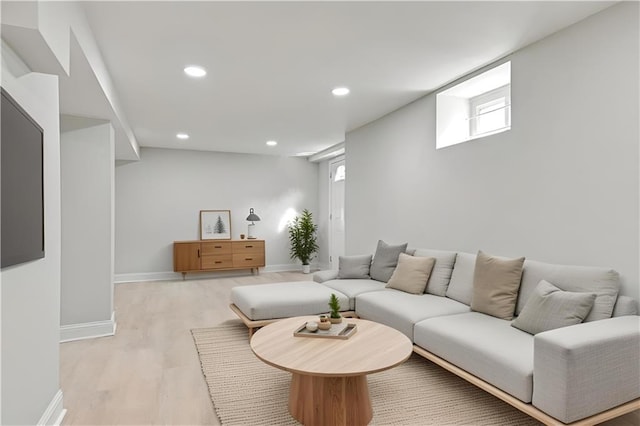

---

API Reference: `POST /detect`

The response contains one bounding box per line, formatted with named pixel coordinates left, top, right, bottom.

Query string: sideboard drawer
left=232, top=253, right=265, bottom=268
left=232, top=240, right=265, bottom=254
left=201, top=254, right=233, bottom=269
left=201, top=241, right=232, bottom=255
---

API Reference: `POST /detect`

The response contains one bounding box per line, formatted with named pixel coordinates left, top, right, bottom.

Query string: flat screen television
left=1, top=87, right=45, bottom=268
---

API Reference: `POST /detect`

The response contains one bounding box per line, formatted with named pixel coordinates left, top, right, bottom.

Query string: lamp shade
left=246, top=208, right=261, bottom=222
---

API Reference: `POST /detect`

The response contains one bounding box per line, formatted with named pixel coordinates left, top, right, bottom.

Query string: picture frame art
left=200, top=210, right=232, bottom=240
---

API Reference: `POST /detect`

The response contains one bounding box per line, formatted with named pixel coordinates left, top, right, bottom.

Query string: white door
left=329, top=158, right=346, bottom=269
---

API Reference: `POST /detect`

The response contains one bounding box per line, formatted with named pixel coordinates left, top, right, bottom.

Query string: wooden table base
left=289, top=373, right=373, bottom=426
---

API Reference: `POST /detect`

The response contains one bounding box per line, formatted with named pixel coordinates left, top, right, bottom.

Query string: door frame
left=328, top=156, right=345, bottom=269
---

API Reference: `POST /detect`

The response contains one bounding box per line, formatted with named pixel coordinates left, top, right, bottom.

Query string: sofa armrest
left=532, top=316, right=640, bottom=423
left=313, top=269, right=339, bottom=283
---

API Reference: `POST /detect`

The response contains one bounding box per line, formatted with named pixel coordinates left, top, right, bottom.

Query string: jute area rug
left=192, top=321, right=541, bottom=426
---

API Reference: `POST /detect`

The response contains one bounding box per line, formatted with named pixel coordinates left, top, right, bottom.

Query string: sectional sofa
left=229, top=241, right=640, bottom=425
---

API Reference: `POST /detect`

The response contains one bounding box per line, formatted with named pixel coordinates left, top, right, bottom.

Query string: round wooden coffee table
left=250, top=316, right=413, bottom=426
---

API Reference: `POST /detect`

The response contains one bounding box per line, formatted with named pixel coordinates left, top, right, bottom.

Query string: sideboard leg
left=182, top=272, right=186, bottom=281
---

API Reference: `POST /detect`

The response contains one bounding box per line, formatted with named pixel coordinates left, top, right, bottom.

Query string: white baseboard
left=114, top=271, right=180, bottom=282
left=264, top=263, right=305, bottom=273
left=37, top=389, right=66, bottom=426
left=114, top=264, right=306, bottom=283
left=60, top=311, right=117, bottom=343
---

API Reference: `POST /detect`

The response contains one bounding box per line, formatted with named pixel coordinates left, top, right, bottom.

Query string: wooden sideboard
left=174, top=239, right=265, bottom=278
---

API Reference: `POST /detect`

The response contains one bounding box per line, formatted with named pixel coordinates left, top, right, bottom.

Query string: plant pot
left=329, top=316, right=342, bottom=324
left=302, top=264, right=311, bottom=274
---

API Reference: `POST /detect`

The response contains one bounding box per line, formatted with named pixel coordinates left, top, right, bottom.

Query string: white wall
left=1, top=45, right=64, bottom=424
left=60, top=123, right=115, bottom=330
left=115, top=148, right=319, bottom=279
left=346, top=3, right=639, bottom=300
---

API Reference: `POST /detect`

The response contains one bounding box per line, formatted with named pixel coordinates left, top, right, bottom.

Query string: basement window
left=436, top=61, right=511, bottom=149
left=469, top=85, right=510, bottom=137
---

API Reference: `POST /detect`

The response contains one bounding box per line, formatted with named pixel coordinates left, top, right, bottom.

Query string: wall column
left=60, top=120, right=116, bottom=341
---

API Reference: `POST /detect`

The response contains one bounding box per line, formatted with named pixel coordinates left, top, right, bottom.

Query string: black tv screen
left=1, top=87, right=45, bottom=268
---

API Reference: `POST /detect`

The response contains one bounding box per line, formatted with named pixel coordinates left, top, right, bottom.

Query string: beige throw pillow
left=386, top=253, right=436, bottom=294
left=471, top=250, right=525, bottom=320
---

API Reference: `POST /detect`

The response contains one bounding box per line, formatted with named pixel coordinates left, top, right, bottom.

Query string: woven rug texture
left=192, top=322, right=541, bottom=426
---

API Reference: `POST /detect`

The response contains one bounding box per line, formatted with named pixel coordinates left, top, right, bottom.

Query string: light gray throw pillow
left=413, top=249, right=457, bottom=296
left=370, top=240, right=408, bottom=283
left=338, top=255, right=372, bottom=279
left=446, top=252, right=477, bottom=305
left=517, top=260, right=620, bottom=321
left=512, top=280, right=596, bottom=335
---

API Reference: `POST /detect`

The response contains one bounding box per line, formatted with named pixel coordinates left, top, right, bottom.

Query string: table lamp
left=246, top=208, right=261, bottom=239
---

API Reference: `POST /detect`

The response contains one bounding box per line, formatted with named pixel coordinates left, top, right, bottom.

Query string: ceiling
left=81, top=1, right=614, bottom=159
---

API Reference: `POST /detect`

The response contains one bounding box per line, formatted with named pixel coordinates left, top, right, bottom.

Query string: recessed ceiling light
left=266, top=140, right=278, bottom=146
left=184, top=66, right=207, bottom=78
left=331, top=87, right=350, bottom=96
left=176, top=133, right=189, bottom=140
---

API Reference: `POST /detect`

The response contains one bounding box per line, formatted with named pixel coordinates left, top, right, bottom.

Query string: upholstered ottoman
left=230, top=281, right=352, bottom=335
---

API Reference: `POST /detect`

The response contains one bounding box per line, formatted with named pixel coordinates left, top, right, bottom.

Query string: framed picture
left=200, top=210, right=232, bottom=240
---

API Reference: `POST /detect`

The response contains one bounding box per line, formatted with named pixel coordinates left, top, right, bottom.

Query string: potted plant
left=288, top=209, right=319, bottom=273
left=328, top=293, right=342, bottom=324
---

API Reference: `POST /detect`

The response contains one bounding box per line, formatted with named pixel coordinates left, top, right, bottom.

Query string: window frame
left=469, top=84, right=511, bottom=139
left=435, top=60, right=511, bottom=149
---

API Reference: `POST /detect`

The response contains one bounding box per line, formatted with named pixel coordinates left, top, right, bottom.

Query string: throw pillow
left=471, top=250, right=525, bottom=320
left=516, top=260, right=619, bottom=322
left=445, top=252, right=477, bottom=305
left=386, top=253, right=436, bottom=294
left=338, top=255, right=373, bottom=279
left=413, top=249, right=457, bottom=296
left=512, top=280, right=596, bottom=335
left=370, top=240, right=408, bottom=282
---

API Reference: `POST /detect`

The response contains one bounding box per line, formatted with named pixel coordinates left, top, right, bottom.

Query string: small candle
left=306, top=321, right=318, bottom=332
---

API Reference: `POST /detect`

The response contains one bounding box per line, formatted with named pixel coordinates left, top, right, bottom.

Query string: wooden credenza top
left=173, top=239, right=265, bottom=244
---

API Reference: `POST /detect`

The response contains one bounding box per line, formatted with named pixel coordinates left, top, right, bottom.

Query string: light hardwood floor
left=60, top=272, right=640, bottom=425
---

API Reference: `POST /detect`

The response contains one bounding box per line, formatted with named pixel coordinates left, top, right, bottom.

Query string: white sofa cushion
left=445, top=252, right=476, bottom=305
left=338, top=254, right=372, bottom=279
left=231, top=281, right=349, bottom=320
left=613, top=295, right=639, bottom=317
left=517, top=260, right=620, bottom=321
left=320, top=278, right=386, bottom=310
left=413, top=248, right=457, bottom=296
left=356, top=289, right=470, bottom=340
left=313, top=269, right=338, bottom=283
left=414, top=312, right=534, bottom=403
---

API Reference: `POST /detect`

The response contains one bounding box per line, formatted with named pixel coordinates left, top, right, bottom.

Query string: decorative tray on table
left=293, top=322, right=358, bottom=339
